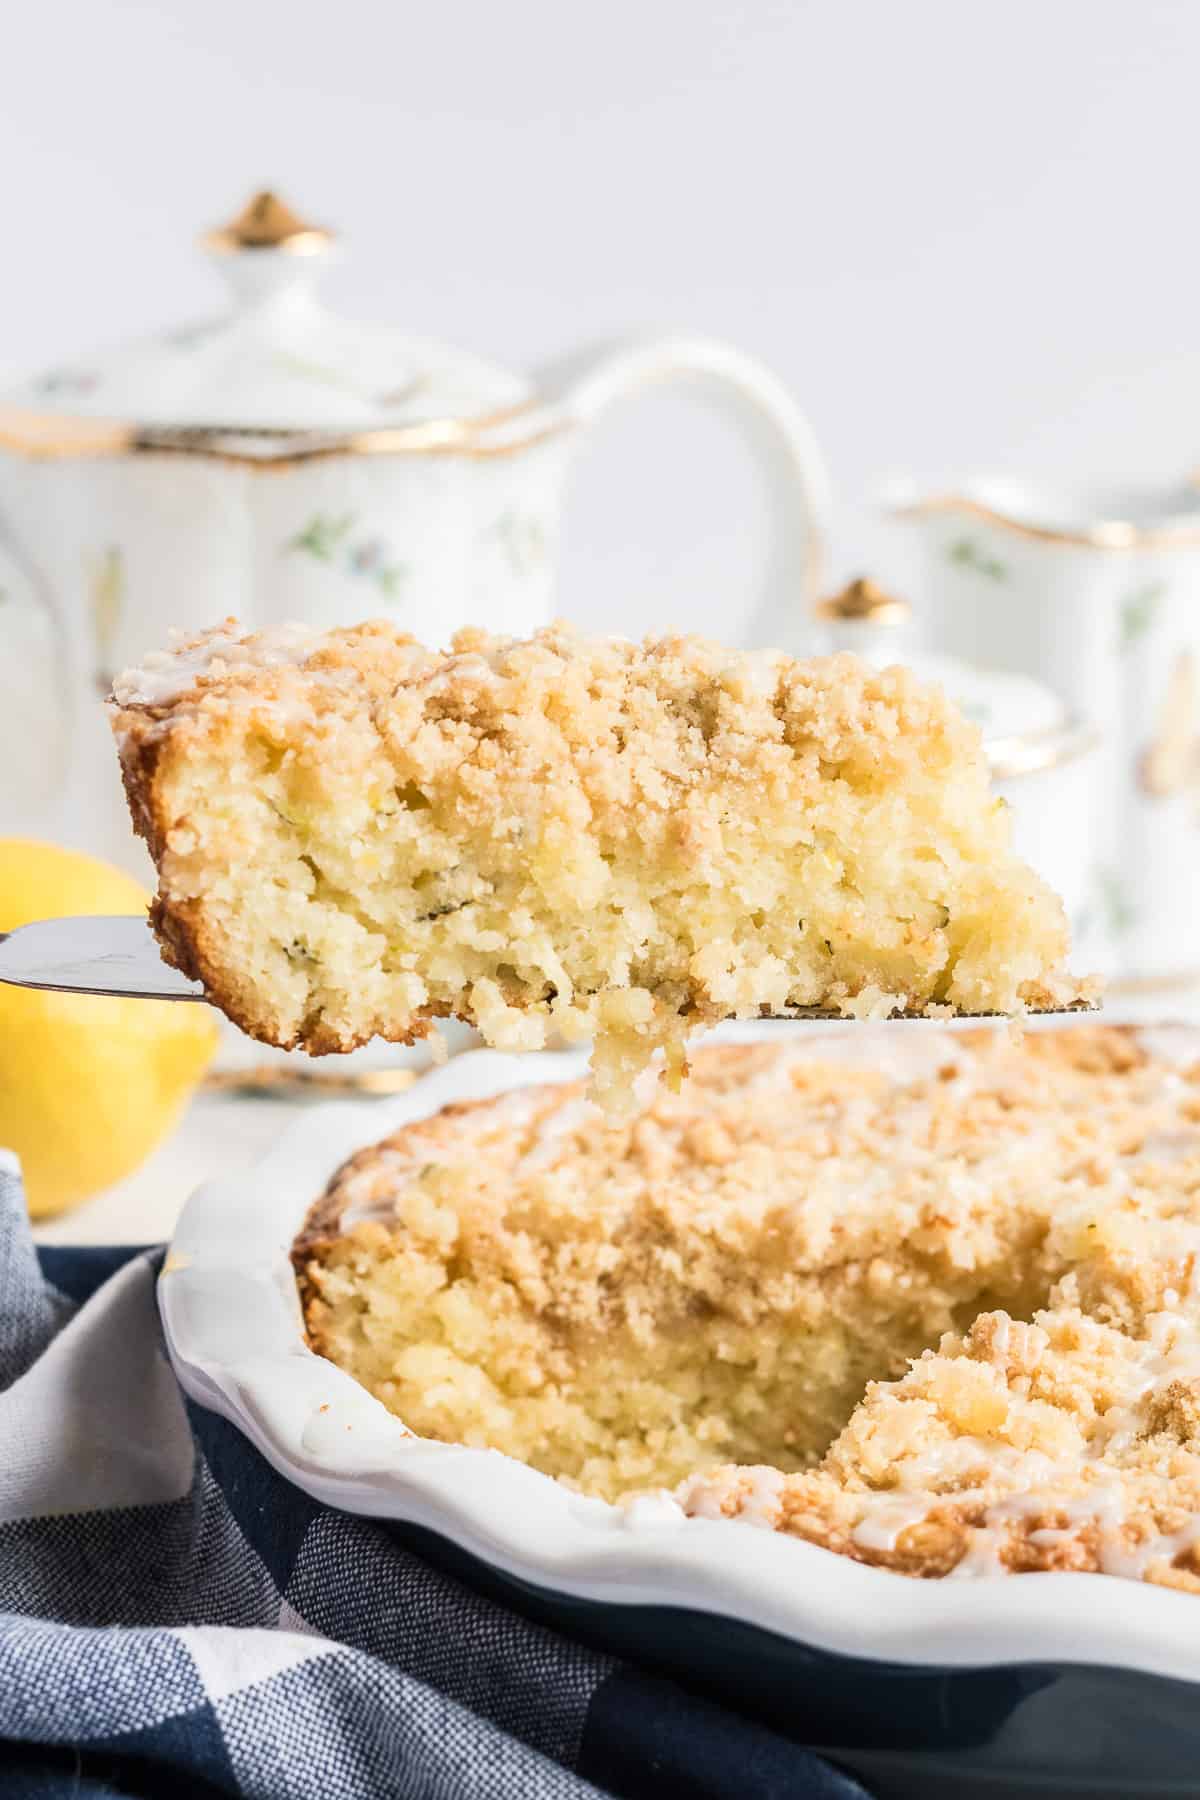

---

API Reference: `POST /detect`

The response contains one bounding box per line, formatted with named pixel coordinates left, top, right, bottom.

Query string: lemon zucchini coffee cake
left=296, top=1025, right=1200, bottom=1591
left=110, top=619, right=1089, bottom=1105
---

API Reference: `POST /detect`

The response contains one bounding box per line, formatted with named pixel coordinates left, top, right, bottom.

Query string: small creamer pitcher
left=887, top=476, right=1200, bottom=987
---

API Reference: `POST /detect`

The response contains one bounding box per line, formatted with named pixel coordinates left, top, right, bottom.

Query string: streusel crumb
left=110, top=620, right=1089, bottom=1108
left=295, top=1024, right=1200, bottom=1592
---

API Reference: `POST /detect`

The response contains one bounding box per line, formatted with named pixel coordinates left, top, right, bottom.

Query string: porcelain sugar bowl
left=814, top=578, right=1102, bottom=960
left=0, top=190, right=830, bottom=872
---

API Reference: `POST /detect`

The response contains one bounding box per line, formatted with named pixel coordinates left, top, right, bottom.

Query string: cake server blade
left=0, top=915, right=203, bottom=1001
left=0, top=914, right=1098, bottom=1019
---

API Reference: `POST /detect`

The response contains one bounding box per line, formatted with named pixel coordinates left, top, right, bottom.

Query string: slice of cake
left=293, top=1024, right=1197, bottom=1542
left=110, top=619, right=1090, bottom=1105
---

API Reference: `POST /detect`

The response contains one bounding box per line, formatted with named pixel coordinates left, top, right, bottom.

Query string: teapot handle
left=545, top=335, right=832, bottom=645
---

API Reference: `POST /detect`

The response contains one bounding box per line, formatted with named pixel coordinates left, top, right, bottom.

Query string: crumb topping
left=111, top=619, right=1090, bottom=1107
left=294, top=1024, right=1200, bottom=1591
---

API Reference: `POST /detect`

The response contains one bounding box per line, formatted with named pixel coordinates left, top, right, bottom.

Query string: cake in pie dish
left=295, top=1024, right=1200, bottom=1589
left=110, top=619, right=1091, bottom=1108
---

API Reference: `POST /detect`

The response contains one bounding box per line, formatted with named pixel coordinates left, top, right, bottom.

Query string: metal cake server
left=0, top=914, right=1098, bottom=1019
left=0, top=915, right=204, bottom=1001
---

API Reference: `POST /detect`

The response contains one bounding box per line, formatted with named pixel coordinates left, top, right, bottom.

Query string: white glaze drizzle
left=675, top=1466, right=785, bottom=1529
left=838, top=1305, right=1200, bottom=1580
left=620, top=1491, right=686, bottom=1531
left=112, top=621, right=324, bottom=706
left=682, top=1025, right=1200, bottom=1580
left=736, top=1466, right=787, bottom=1529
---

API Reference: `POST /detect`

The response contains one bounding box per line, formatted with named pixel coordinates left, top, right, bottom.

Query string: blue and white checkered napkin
left=0, top=1156, right=871, bottom=1800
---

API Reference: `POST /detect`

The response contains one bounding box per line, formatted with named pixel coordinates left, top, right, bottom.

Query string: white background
left=4, top=0, right=1197, bottom=643
left=9, top=0, right=1197, bottom=1243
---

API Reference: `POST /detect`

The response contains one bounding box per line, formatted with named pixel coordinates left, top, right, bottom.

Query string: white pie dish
left=160, top=1020, right=1200, bottom=1692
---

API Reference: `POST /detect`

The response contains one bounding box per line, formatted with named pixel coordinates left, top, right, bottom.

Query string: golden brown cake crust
left=113, top=620, right=443, bottom=1051
left=110, top=619, right=1091, bottom=1090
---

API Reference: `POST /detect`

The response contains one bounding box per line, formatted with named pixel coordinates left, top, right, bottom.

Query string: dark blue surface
left=20, top=1236, right=1200, bottom=1798
left=3, top=1232, right=868, bottom=1800
left=371, top=1515, right=1200, bottom=1798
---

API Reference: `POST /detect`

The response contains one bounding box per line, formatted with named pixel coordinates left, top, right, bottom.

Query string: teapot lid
left=0, top=189, right=535, bottom=458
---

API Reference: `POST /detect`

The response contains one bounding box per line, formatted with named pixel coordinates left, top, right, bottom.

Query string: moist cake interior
left=296, top=1027, right=1196, bottom=1537
left=110, top=621, right=1090, bottom=1109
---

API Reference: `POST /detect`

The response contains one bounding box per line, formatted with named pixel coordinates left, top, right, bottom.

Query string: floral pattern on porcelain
left=1120, top=581, right=1167, bottom=649
left=483, top=510, right=547, bottom=577
left=1080, top=865, right=1139, bottom=943
left=35, top=368, right=99, bottom=399
left=86, top=546, right=124, bottom=695
left=286, top=513, right=407, bottom=600
left=164, top=322, right=222, bottom=352
left=272, top=352, right=379, bottom=401
left=1138, top=652, right=1200, bottom=812
left=946, top=536, right=1008, bottom=582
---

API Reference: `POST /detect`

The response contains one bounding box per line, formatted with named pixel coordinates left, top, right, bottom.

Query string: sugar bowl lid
left=0, top=189, right=531, bottom=457
left=816, top=577, right=1097, bottom=778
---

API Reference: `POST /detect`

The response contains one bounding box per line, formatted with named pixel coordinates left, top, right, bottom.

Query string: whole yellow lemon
left=0, top=838, right=219, bottom=1218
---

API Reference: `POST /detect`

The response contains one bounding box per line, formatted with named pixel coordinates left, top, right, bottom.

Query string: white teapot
left=0, top=191, right=830, bottom=872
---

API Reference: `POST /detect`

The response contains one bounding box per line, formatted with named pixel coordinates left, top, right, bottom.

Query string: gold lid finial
left=814, top=576, right=911, bottom=626
left=202, top=190, right=333, bottom=256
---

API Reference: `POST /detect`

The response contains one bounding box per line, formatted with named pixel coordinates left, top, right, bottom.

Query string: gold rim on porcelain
left=202, top=1063, right=424, bottom=1098
left=0, top=401, right=570, bottom=466
left=985, top=717, right=1100, bottom=781
left=892, top=492, right=1200, bottom=550
left=1106, top=970, right=1200, bottom=997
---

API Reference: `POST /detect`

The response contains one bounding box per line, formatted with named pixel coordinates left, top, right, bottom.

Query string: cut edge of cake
left=109, top=618, right=1097, bottom=1102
